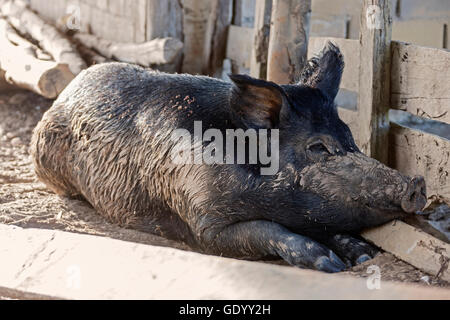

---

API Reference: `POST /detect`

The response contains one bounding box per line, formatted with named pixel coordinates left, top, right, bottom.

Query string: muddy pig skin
left=31, top=43, right=427, bottom=272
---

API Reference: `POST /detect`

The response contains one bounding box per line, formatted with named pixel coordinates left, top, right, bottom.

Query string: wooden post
left=267, top=0, right=311, bottom=84
left=357, top=0, right=392, bottom=163
left=208, top=0, right=233, bottom=76
left=232, top=0, right=256, bottom=28
left=250, top=0, right=272, bottom=79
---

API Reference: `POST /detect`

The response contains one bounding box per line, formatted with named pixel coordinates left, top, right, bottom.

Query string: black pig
left=31, top=43, right=426, bottom=272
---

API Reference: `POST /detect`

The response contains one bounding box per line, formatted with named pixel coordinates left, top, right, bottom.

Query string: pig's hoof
left=356, top=254, right=371, bottom=264
left=313, top=252, right=346, bottom=273
left=324, top=234, right=379, bottom=266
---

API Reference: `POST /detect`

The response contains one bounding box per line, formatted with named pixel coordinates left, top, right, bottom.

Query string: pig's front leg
left=206, top=220, right=346, bottom=273
left=322, top=234, right=379, bottom=267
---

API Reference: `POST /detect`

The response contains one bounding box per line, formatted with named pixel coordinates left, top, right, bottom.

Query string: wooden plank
left=357, top=0, right=392, bottom=164
left=181, top=0, right=215, bottom=74
left=208, top=0, right=233, bottom=76
left=232, top=0, right=256, bottom=28
left=2, top=224, right=450, bottom=299
left=249, top=0, right=272, bottom=79
left=311, top=0, right=362, bottom=40
left=362, top=220, right=450, bottom=282
left=392, top=19, right=447, bottom=49
left=389, top=122, right=450, bottom=203
left=267, top=0, right=311, bottom=84
left=310, top=13, right=350, bottom=38
left=226, top=25, right=255, bottom=69
left=391, top=41, right=450, bottom=125
left=146, top=0, right=183, bottom=41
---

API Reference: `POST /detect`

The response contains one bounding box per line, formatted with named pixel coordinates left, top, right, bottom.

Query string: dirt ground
left=0, top=89, right=448, bottom=290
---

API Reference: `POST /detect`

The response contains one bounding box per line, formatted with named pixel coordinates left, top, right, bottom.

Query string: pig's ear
left=229, top=74, right=287, bottom=129
left=298, top=42, right=344, bottom=101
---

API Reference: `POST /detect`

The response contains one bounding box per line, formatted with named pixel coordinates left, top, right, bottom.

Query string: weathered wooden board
left=233, top=0, right=256, bottom=28
left=146, top=0, right=183, bottom=41
left=362, top=220, right=450, bottom=282
left=208, top=0, right=233, bottom=76
left=226, top=25, right=255, bottom=69
left=310, top=13, right=350, bottom=38
left=389, top=122, right=450, bottom=203
left=267, top=0, right=311, bottom=84
left=249, top=0, right=272, bottom=79
left=181, top=0, right=215, bottom=74
left=391, top=41, right=450, bottom=125
left=2, top=224, right=450, bottom=299
left=392, top=19, right=447, bottom=49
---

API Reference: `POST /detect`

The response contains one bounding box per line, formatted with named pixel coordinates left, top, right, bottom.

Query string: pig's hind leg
left=322, top=234, right=379, bottom=267
left=207, top=220, right=346, bottom=273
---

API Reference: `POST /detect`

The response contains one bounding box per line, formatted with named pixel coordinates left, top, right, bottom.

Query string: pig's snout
left=400, top=176, right=427, bottom=213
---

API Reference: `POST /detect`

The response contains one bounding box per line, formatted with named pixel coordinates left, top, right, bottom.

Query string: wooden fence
left=225, top=0, right=450, bottom=204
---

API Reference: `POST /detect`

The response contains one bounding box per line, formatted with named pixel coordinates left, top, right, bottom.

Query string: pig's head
left=228, top=42, right=427, bottom=236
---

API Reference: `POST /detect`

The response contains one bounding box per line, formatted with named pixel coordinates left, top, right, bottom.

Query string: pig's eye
left=307, top=142, right=331, bottom=155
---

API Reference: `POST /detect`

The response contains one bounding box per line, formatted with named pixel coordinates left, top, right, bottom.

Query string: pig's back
left=55, top=62, right=233, bottom=133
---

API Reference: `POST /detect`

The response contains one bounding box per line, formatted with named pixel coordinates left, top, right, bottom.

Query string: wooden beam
left=226, top=25, right=254, bottom=69
left=181, top=0, right=215, bottom=74
left=2, top=224, right=450, bottom=299
left=250, top=0, right=272, bottom=79
left=357, top=0, right=392, bottom=164
left=391, top=41, right=450, bottom=125
left=362, top=220, right=450, bottom=282
left=267, top=0, right=311, bottom=84
left=74, top=33, right=183, bottom=66
left=208, top=0, right=233, bottom=76
left=389, top=122, right=450, bottom=203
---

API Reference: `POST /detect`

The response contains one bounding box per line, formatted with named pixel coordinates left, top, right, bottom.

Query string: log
left=1, top=0, right=86, bottom=75
left=74, top=33, right=183, bottom=67
left=267, top=0, right=311, bottom=84
left=73, top=40, right=111, bottom=66
left=362, top=220, right=450, bottom=282
left=357, top=0, right=392, bottom=163
left=0, top=19, right=74, bottom=99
